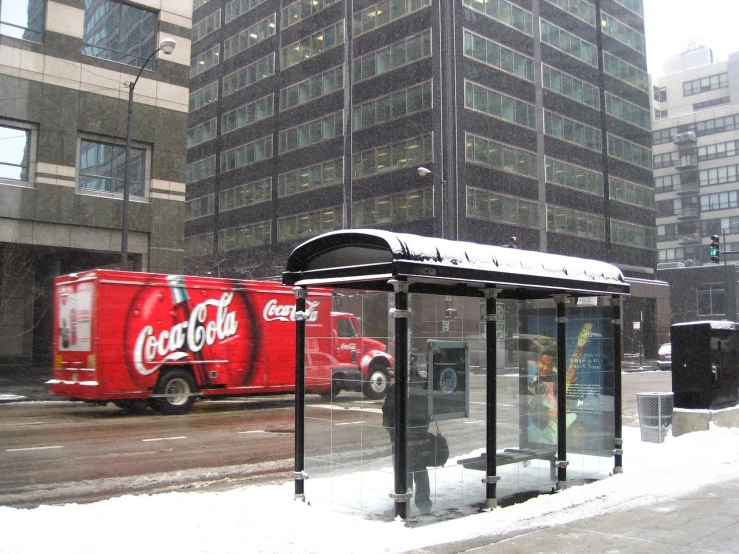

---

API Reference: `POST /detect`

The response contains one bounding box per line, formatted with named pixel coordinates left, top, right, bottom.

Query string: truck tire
left=363, top=364, right=389, bottom=400
left=151, top=369, right=197, bottom=415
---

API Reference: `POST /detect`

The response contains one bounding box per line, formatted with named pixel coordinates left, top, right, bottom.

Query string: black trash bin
left=671, top=321, right=739, bottom=409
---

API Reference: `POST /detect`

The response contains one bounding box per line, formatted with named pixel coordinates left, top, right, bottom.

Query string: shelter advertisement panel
left=519, top=306, right=614, bottom=456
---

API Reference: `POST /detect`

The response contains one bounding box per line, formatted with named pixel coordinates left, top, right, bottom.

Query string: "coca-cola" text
left=133, top=293, right=239, bottom=375
left=262, top=299, right=320, bottom=322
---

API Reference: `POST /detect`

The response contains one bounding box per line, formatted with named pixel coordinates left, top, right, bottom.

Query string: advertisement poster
left=57, top=283, right=92, bottom=352
left=519, top=306, right=614, bottom=456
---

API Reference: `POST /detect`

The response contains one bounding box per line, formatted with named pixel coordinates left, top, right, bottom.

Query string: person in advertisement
left=382, top=371, right=433, bottom=514
left=526, top=323, right=592, bottom=445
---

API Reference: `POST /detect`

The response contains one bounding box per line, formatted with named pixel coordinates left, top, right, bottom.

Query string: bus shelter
left=283, top=230, right=629, bottom=519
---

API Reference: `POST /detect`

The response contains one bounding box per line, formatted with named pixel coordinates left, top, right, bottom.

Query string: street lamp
left=417, top=166, right=447, bottom=237
left=121, top=38, right=177, bottom=270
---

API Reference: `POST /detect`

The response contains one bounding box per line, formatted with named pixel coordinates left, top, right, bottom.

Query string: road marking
left=142, top=436, right=187, bottom=442
left=313, top=404, right=383, bottom=414
left=335, top=421, right=367, bottom=426
left=0, top=421, right=45, bottom=427
left=238, top=430, right=267, bottom=434
left=7, top=445, right=63, bottom=452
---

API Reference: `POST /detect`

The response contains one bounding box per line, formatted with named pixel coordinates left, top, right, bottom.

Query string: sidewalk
left=0, top=367, right=52, bottom=403
left=412, top=475, right=739, bottom=554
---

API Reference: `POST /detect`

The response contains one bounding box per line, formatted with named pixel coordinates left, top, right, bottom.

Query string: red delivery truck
left=49, top=270, right=394, bottom=414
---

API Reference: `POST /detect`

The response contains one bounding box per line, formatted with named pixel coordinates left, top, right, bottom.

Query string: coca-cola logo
left=263, top=299, right=320, bottom=322
left=134, top=293, right=239, bottom=375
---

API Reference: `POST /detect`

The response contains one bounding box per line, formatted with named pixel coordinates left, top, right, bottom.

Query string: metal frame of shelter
left=283, top=230, right=630, bottom=519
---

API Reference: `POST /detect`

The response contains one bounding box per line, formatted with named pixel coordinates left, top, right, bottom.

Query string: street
left=0, top=370, right=671, bottom=508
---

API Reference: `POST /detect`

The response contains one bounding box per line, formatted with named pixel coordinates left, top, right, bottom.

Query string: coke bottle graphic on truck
left=57, top=282, right=92, bottom=352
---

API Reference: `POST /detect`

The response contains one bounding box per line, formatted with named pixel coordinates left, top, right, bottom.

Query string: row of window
left=278, top=159, right=343, bottom=198
left=220, top=177, right=271, bottom=211
left=353, top=30, right=431, bottom=82
left=354, top=0, right=432, bottom=36
left=283, top=0, right=340, bottom=29
left=221, top=94, right=274, bottom=135
left=653, top=114, right=739, bottom=145
left=280, top=66, right=343, bottom=111
left=608, top=135, right=652, bottom=169
left=694, top=97, right=730, bottom=111
left=190, top=81, right=219, bottom=112
left=700, top=164, right=739, bottom=187
left=278, top=111, right=343, bottom=153
left=221, top=136, right=273, bottom=173
left=546, top=0, right=596, bottom=26
left=603, top=52, right=648, bottom=92
left=659, top=217, right=739, bottom=242
left=601, top=12, right=646, bottom=55
left=543, top=64, right=600, bottom=110
left=545, top=158, right=604, bottom=196
left=223, top=53, right=275, bottom=97
left=540, top=20, right=597, bottom=67
left=465, top=82, right=537, bottom=130
left=462, top=0, right=533, bottom=36
left=463, top=30, right=534, bottom=82
left=226, top=0, right=268, bottom=24
left=224, top=14, right=275, bottom=60
left=354, top=187, right=434, bottom=227
left=186, top=194, right=214, bottom=220
left=191, top=44, right=220, bottom=78
left=281, top=21, right=344, bottom=70
left=611, top=219, right=655, bottom=249
left=220, top=221, right=271, bottom=251
left=352, top=134, right=433, bottom=179
left=547, top=206, right=605, bottom=240
left=192, top=9, right=221, bottom=44
left=605, top=93, right=651, bottom=130
left=683, top=72, right=728, bottom=96
left=611, top=177, right=655, bottom=210
left=354, top=82, right=432, bottom=131
left=467, top=187, right=539, bottom=228
left=187, top=118, right=217, bottom=148
left=544, top=111, right=602, bottom=152
left=466, top=133, right=538, bottom=179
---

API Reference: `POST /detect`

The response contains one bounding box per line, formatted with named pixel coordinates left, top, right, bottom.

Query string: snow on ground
left=2, top=424, right=739, bottom=554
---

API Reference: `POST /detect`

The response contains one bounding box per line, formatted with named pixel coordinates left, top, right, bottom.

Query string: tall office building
left=653, top=46, right=739, bottom=321
left=0, top=0, right=191, bottom=364
left=186, top=0, right=663, bottom=349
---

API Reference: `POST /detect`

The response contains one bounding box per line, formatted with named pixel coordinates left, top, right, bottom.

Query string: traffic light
left=710, top=235, right=720, bottom=263
left=445, top=308, right=457, bottom=320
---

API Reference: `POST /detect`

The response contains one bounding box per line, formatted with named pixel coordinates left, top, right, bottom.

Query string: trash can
left=637, top=392, right=674, bottom=443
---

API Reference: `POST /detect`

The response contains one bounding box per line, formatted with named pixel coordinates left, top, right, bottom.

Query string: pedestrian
left=382, top=375, right=433, bottom=514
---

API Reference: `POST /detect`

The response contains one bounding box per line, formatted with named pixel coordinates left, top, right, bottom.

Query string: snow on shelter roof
left=283, top=230, right=629, bottom=298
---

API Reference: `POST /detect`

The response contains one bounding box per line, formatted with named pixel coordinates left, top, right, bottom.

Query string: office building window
left=601, top=12, right=646, bottom=54
left=612, top=0, right=643, bottom=16
left=611, top=220, right=656, bottom=249
left=606, top=93, right=650, bottom=130
left=221, top=136, right=273, bottom=173
left=190, top=81, right=219, bottom=112
left=540, top=20, right=597, bottom=66
left=281, top=66, right=343, bottom=111
left=281, top=21, right=344, bottom=69
left=463, top=30, right=534, bottom=81
left=223, top=53, right=274, bottom=97
left=543, top=65, right=600, bottom=109
left=277, top=206, right=343, bottom=242
left=1, top=0, right=44, bottom=42
left=547, top=205, right=605, bottom=240
left=187, top=118, right=217, bottom=148
left=192, top=9, right=220, bottom=43
left=354, top=30, right=431, bottom=82
left=545, top=0, right=596, bottom=26
left=0, top=122, right=34, bottom=184
left=655, top=174, right=680, bottom=193
left=467, top=187, right=539, bottom=227
left=354, top=187, right=434, bottom=227
left=698, top=140, right=739, bottom=162
left=607, top=134, right=652, bottom=169
left=545, top=111, right=602, bottom=152
left=694, top=97, right=730, bottom=111
left=465, top=133, right=538, bottom=178
left=186, top=156, right=216, bottom=184
left=191, top=44, right=220, bottom=78
left=603, top=51, right=648, bottom=91
left=462, top=0, right=533, bottom=35
left=700, top=191, right=738, bottom=212
left=465, top=81, right=536, bottom=129
left=611, top=178, right=654, bottom=209
left=222, top=94, right=274, bottom=134
left=700, top=164, right=739, bottom=186
left=355, top=81, right=432, bottom=131
left=283, top=0, right=341, bottom=29
left=653, top=86, right=666, bottom=102
left=545, top=158, right=603, bottom=196
left=224, top=14, right=275, bottom=60
left=278, top=159, right=342, bottom=197
left=225, top=0, right=267, bottom=23
left=683, top=73, right=728, bottom=96
left=83, top=0, right=157, bottom=69
left=697, top=284, right=725, bottom=316
left=654, top=109, right=668, bottom=120
left=220, top=178, right=271, bottom=211
left=185, top=232, right=213, bottom=256
left=354, top=0, right=431, bottom=35
left=185, top=195, right=214, bottom=220
left=278, top=111, right=342, bottom=154
left=219, top=221, right=271, bottom=251
left=653, top=151, right=679, bottom=169
left=78, top=138, right=147, bottom=197
left=353, top=134, right=433, bottom=179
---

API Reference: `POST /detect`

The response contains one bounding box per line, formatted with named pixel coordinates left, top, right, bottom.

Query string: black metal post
left=554, top=295, right=568, bottom=483
left=121, top=46, right=166, bottom=270
left=390, top=279, right=410, bottom=519
left=483, top=288, right=500, bottom=509
left=612, top=296, right=623, bottom=473
left=293, top=286, right=307, bottom=500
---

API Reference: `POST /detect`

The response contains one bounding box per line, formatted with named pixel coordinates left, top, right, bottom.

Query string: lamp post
left=417, top=166, right=446, bottom=238
left=121, top=38, right=176, bottom=270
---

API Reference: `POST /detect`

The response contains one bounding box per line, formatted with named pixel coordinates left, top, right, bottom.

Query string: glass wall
left=302, top=291, right=615, bottom=517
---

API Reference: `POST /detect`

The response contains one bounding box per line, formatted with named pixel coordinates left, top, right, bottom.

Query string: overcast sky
left=644, top=0, right=739, bottom=75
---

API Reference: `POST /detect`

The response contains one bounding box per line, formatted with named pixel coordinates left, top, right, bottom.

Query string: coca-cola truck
left=49, top=270, right=394, bottom=414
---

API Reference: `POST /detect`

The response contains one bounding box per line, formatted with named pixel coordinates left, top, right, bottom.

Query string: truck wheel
left=363, top=366, right=389, bottom=400
left=151, top=369, right=197, bottom=415
left=114, top=400, right=149, bottom=414
left=319, top=381, right=341, bottom=401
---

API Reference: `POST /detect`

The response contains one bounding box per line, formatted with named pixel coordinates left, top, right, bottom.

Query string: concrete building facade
left=0, top=0, right=192, bottom=365
left=186, top=0, right=663, bottom=353
left=653, top=46, right=739, bottom=325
